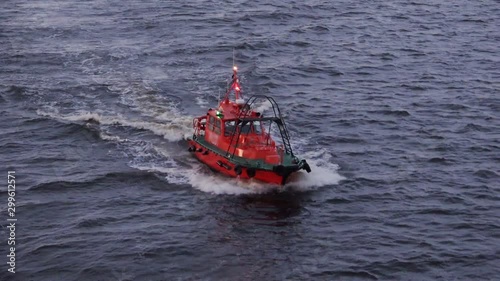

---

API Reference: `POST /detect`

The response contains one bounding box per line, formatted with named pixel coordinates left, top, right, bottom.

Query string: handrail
left=225, top=95, right=294, bottom=158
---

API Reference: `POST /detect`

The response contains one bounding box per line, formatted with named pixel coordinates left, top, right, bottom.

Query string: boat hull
left=187, top=139, right=296, bottom=186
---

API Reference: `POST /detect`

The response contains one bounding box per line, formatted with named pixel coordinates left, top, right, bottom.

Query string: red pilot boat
left=187, top=65, right=311, bottom=186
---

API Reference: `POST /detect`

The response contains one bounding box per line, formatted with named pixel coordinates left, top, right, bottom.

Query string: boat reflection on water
left=214, top=192, right=310, bottom=228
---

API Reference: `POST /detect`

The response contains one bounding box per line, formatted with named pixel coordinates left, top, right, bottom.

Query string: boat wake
left=185, top=147, right=344, bottom=194
left=285, top=148, right=345, bottom=191
left=37, top=105, right=344, bottom=195
left=37, top=108, right=193, bottom=142
left=133, top=152, right=345, bottom=195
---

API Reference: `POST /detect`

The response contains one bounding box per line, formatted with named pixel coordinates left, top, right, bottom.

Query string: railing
left=225, top=95, right=294, bottom=159
left=193, top=116, right=207, bottom=137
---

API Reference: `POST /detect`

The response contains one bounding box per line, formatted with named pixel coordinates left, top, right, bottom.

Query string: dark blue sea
left=1, top=0, right=499, bottom=280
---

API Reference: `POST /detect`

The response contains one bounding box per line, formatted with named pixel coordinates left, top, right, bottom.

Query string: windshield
left=240, top=123, right=252, bottom=134
left=238, top=121, right=262, bottom=135
left=224, top=120, right=236, bottom=136
left=253, top=121, right=262, bottom=134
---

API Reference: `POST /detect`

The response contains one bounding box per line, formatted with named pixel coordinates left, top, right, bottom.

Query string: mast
left=223, top=52, right=242, bottom=102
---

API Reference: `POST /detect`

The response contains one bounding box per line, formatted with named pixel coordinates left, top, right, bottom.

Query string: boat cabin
left=195, top=105, right=282, bottom=164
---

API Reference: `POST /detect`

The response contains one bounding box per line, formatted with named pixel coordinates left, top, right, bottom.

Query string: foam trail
left=130, top=157, right=272, bottom=194
left=129, top=154, right=275, bottom=194
left=37, top=109, right=193, bottom=142
left=195, top=96, right=209, bottom=107
left=131, top=163, right=189, bottom=185
left=99, top=131, right=128, bottom=142
left=253, top=100, right=273, bottom=114
left=37, top=109, right=344, bottom=195
left=128, top=145, right=343, bottom=195
left=286, top=148, right=345, bottom=191
left=187, top=167, right=277, bottom=195
left=184, top=148, right=344, bottom=195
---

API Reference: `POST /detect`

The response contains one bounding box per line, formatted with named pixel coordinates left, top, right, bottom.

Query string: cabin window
left=253, top=121, right=262, bottom=134
left=224, top=121, right=236, bottom=136
left=240, top=122, right=252, bottom=135
left=214, top=119, right=221, bottom=134
left=208, top=116, right=215, bottom=131
left=239, top=121, right=262, bottom=135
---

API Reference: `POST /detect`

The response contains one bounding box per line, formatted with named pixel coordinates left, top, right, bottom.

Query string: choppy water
left=1, top=0, right=499, bottom=280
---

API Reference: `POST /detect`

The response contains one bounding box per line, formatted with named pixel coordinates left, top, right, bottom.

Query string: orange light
left=233, top=66, right=238, bottom=71
left=235, top=86, right=240, bottom=91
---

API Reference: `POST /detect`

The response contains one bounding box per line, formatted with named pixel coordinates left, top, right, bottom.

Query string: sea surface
left=1, top=0, right=499, bottom=280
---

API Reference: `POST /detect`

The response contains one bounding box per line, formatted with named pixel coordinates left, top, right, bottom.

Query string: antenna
left=232, top=48, right=235, bottom=68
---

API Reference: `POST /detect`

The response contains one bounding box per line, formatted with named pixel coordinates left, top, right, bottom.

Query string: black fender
left=234, top=165, right=243, bottom=175
left=247, top=168, right=256, bottom=178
